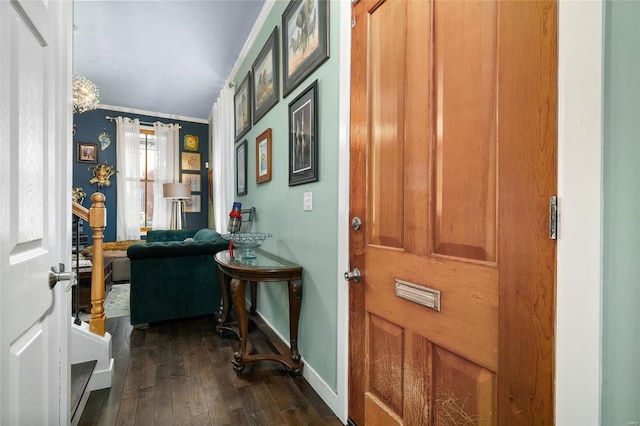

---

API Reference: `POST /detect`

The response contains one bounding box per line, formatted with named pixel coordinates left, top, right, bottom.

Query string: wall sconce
left=163, top=183, right=191, bottom=230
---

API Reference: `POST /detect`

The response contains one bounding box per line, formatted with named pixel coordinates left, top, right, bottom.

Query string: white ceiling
left=73, top=0, right=266, bottom=121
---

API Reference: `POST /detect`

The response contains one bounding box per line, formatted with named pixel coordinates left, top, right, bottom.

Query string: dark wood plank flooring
left=79, top=315, right=343, bottom=426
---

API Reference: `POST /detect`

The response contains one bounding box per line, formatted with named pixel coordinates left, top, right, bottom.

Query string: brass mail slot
left=395, top=279, right=441, bottom=312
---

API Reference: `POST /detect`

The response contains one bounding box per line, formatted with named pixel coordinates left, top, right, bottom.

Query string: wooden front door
left=348, top=0, right=557, bottom=424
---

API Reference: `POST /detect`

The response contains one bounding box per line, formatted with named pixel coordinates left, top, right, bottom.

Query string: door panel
left=0, top=0, right=71, bottom=423
left=432, top=0, right=497, bottom=263
left=349, top=0, right=557, bottom=424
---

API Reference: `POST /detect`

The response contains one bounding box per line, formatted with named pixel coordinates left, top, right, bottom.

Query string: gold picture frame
left=256, top=128, right=272, bottom=184
left=181, top=152, right=201, bottom=171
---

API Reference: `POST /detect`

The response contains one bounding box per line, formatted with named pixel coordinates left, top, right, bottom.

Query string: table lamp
left=163, top=183, right=191, bottom=230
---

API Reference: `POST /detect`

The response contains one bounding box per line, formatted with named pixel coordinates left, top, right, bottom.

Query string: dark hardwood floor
left=79, top=315, right=343, bottom=426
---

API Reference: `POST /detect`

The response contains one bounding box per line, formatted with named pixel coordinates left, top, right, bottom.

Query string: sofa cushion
left=81, top=240, right=143, bottom=256
left=193, top=228, right=222, bottom=241
left=146, top=229, right=197, bottom=243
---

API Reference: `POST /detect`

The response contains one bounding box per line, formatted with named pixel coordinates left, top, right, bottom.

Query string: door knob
left=344, top=268, right=361, bottom=283
left=49, top=263, right=74, bottom=289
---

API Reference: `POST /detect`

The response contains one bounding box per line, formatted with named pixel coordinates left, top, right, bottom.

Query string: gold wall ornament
left=89, top=162, right=118, bottom=187
left=184, top=134, right=199, bottom=151
left=72, top=187, right=86, bottom=204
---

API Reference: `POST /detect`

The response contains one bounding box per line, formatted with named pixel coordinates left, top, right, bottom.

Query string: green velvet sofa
left=126, top=228, right=229, bottom=326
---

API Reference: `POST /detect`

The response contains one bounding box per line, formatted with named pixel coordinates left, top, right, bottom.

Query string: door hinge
left=351, top=15, right=356, bottom=28
left=549, top=196, right=558, bottom=240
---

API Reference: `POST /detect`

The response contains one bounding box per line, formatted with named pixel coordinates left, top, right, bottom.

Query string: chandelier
left=72, top=73, right=100, bottom=113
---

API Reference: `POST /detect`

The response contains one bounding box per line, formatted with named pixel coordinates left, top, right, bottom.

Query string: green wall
left=230, top=1, right=341, bottom=391
left=602, top=1, right=640, bottom=423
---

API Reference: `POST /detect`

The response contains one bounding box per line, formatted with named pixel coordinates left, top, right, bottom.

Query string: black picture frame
left=236, top=140, right=247, bottom=195
left=77, top=142, right=98, bottom=163
left=288, top=80, right=318, bottom=186
left=252, top=27, right=279, bottom=124
left=282, top=0, right=329, bottom=98
left=234, top=72, right=252, bottom=142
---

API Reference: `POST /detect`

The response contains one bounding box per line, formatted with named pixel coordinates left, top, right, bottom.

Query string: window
left=139, top=128, right=156, bottom=232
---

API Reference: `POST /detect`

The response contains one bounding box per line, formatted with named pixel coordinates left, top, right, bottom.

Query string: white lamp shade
left=163, top=182, right=191, bottom=199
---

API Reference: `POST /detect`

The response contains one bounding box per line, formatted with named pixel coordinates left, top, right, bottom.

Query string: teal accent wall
left=230, top=2, right=341, bottom=391
left=602, top=1, right=640, bottom=423
left=73, top=108, right=210, bottom=244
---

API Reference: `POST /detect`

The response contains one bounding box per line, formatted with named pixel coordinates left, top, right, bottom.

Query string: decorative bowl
left=221, top=232, right=272, bottom=260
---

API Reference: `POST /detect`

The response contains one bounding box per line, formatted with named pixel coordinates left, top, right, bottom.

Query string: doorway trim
left=336, top=0, right=351, bottom=423
left=556, top=1, right=603, bottom=424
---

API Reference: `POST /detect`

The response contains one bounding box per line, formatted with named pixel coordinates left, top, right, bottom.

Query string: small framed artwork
left=181, top=152, right=201, bottom=171
left=184, top=134, right=199, bottom=151
left=252, top=27, right=279, bottom=124
left=282, top=0, right=329, bottom=98
left=77, top=142, right=98, bottom=163
left=256, top=128, right=272, bottom=184
left=236, top=140, right=247, bottom=196
left=182, top=173, right=201, bottom=192
left=234, top=71, right=252, bottom=142
left=184, top=195, right=201, bottom=213
left=288, top=80, right=318, bottom=186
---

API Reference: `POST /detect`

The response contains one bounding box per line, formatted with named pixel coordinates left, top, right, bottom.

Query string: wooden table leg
left=250, top=281, right=257, bottom=315
left=215, top=268, right=231, bottom=334
left=230, top=277, right=248, bottom=374
left=288, top=279, right=303, bottom=370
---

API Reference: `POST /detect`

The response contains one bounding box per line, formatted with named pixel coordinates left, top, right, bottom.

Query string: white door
left=0, top=1, right=72, bottom=424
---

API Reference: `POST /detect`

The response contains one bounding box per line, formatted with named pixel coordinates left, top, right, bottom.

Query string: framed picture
left=184, top=134, right=199, bottom=151
left=77, top=142, right=98, bottom=163
left=282, top=0, right=329, bottom=98
left=234, top=71, right=252, bottom=142
left=288, top=80, right=318, bottom=186
left=256, top=128, right=272, bottom=184
left=236, top=140, right=247, bottom=196
left=252, top=27, right=279, bottom=124
left=181, top=152, right=201, bottom=171
left=184, top=195, right=201, bottom=213
left=182, top=173, right=201, bottom=192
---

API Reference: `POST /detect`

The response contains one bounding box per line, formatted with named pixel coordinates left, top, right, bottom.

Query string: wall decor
left=185, top=195, right=201, bottom=213
left=252, top=27, right=279, bottom=124
left=236, top=140, right=247, bottom=195
left=98, top=129, right=111, bottom=151
left=89, top=161, right=118, bottom=187
left=288, top=80, right=318, bottom=186
left=184, top=134, right=199, bottom=151
left=234, top=72, right=252, bottom=142
left=256, top=128, right=272, bottom=184
left=282, top=0, right=329, bottom=98
left=181, top=152, right=201, bottom=171
left=182, top=172, right=201, bottom=192
left=77, top=142, right=98, bottom=163
left=208, top=169, right=213, bottom=202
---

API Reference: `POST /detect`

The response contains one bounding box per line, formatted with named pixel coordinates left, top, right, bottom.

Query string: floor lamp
left=163, top=183, right=191, bottom=230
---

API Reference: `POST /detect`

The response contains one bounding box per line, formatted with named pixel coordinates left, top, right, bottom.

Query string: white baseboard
left=89, top=358, right=114, bottom=391
left=71, top=318, right=114, bottom=390
left=251, top=309, right=340, bottom=418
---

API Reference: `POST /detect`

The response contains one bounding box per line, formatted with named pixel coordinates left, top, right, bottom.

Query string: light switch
left=303, top=192, right=313, bottom=211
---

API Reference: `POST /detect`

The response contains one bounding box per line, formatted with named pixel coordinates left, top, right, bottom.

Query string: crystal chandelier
left=72, top=73, right=100, bottom=113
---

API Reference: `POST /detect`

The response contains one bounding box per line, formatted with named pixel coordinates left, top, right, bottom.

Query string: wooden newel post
left=88, top=192, right=106, bottom=336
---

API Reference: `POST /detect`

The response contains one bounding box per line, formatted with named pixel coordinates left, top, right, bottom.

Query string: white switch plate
left=303, top=192, right=313, bottom=211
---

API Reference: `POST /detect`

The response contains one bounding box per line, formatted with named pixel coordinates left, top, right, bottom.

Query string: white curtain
left=152, top=122, right=180, bottom=229
left=115, top=117, right=141, bottom=240
left=212, top=84, right=235, bottom=231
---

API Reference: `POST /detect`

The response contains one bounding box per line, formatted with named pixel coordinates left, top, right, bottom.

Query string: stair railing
left=72, top=192, right=106, bottom=336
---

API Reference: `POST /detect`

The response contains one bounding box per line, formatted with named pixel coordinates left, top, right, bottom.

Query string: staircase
left=70, top=193, right=114, bottom=421
left=70, top=360, right=96, bottom=425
